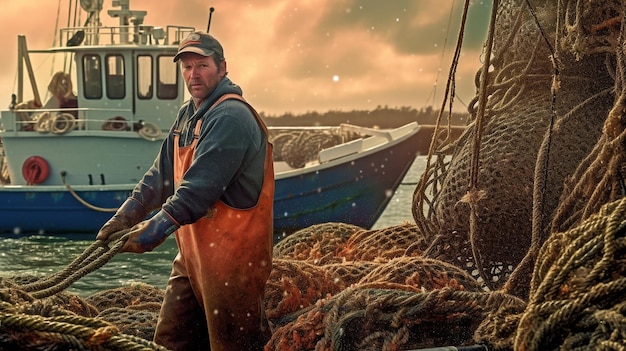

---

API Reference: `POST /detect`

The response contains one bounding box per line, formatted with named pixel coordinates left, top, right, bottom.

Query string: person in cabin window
left=96, top=31, right=274, bottom=351
left=43, top=71, right=78, bottom=117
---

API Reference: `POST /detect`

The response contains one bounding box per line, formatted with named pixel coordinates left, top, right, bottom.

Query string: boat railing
left=1, top=106, right=165, bottom=136
left=58, top=24, right=195, bottom=47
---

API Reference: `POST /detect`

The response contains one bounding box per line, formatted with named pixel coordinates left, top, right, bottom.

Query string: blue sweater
left=131, top=77, right=267, bottom=225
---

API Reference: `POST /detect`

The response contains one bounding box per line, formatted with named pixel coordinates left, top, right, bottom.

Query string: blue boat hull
left=273, top=130, right=420, bottom=240
left=0, top=129, right=422, bottom=240
left=0, top=186, right=130, bottom=235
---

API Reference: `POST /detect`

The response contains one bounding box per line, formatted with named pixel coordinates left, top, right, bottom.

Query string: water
left=0, top=157, right=427, bottom=297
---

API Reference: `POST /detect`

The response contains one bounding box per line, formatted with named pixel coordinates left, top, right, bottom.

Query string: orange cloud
left=0, top=0, right=489, bottom=115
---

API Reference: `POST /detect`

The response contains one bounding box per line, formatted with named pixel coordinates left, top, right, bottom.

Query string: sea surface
left=0, top=157, right=427, bottom=297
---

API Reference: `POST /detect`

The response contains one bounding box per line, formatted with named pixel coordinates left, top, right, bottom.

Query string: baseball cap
left=173, top=31, right=224, bottom=62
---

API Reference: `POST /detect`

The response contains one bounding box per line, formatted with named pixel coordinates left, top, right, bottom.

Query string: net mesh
left=412, top=0, right=616, bottom=293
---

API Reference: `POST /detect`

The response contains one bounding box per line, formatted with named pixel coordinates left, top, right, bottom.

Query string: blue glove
left=121, top=210, right=180, bottom=253
left=97, top=198, right=147, bottom=241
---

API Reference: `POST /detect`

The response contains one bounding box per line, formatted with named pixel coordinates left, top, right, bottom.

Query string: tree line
left=260, top=105, right=468, bottom=129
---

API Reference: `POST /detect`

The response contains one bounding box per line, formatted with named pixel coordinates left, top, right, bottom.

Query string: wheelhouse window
left=137, top=55, right=153, bottom=99
left=157, top=55, right=178, bottom=100
left=106, top=55, right=125, bottom=99
left=83, top=55, right=102, bottom=99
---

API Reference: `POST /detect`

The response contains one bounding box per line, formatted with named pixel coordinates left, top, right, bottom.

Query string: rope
left=61, top=171, right=119, bottom=212
left=0, top=301, right=168, bottom=351
left=412, top=0, right=471, bottom=238
left=50, top=112, right=76, bottom=134
left=503, top=0, right=563, bottom=298
left=464, top=0, right=499, bottom=289
left=515, top=196, right=626, bottom=350
left=137, top=122, right=162, bottom=141
left=0, top=232, right=171, bottom=350
left=16, top=230, right=130, bottom=299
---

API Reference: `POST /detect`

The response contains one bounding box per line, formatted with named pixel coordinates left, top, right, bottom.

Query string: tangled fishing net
left=269, top=128, right=360, bottom=168
left=265, top=223, right=507, bottom=351
left=3, top=1, right=626, bottom=350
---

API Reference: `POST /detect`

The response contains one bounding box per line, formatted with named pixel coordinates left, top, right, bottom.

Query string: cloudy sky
left=0, top=0, right=491, bottom=116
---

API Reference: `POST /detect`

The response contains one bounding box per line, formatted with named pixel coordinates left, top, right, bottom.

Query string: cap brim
left=173, top=47, right=216, bottom=62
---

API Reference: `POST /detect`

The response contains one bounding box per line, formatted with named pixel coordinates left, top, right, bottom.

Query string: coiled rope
left=0, top=300, right=167, bottom=351
left=514, top=196, right=626, bottom=350
left=0, top=231, right=170, bottom=350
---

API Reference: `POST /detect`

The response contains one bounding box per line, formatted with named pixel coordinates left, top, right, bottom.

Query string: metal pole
left=207, top=7, right=215, bottom=32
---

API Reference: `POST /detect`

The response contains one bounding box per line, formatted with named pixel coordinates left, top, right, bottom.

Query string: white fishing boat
left=0, top=0, right=424, bottom=240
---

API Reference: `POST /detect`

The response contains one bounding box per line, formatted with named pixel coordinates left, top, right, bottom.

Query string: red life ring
left=22, top=156, right=50, bottom=185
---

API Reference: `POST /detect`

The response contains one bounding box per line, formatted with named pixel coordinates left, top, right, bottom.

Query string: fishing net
left=266, top=287, right=523, bottom=351
left=265, top=258, right=345, bottom=320
left=264, top=223, right=514, bottom=351
left=0, top=285, right=167, bottom=351
left=412, top=0, right=615, bottom=295
left=270, top=128, right=358, bottom=168
left=96, top=306, right=161, bottom=342
left=273, top=222, right=363, bottom=264
left=85, top=283, right=164, bottom=311
left=336, top=222, right=429, bottom=262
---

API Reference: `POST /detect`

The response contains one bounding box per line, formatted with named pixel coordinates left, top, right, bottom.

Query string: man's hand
left=97, top=198, right=147, bottom=241
left=121, top=210, right=180, bottom=253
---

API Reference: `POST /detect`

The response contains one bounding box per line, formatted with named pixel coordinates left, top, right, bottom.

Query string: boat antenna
left=207, top=7, right=215, bottom=33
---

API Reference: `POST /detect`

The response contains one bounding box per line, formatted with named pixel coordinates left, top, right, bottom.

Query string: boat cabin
left=0, top=0, right=196, bottom=186
left=3, top=0, right=194, bottom=135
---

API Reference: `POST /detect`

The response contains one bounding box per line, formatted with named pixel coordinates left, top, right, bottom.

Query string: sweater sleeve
left=129, top=123, right=177, bottom=213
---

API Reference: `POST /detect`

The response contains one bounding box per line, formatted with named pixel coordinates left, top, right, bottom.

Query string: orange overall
left=154, top=94, right=274, bottom=351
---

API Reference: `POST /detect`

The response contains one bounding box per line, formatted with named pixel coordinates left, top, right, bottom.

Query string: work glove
left=121, top=210, right=180, bottom=253
left=96, top=198, right=147, bottom=241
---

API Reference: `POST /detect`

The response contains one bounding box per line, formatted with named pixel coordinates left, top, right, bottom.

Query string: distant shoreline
left=261, top=105, right=468, bottom=129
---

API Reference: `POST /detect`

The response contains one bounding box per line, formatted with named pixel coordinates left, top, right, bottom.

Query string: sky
left=0, top=0, right=491, bottom=116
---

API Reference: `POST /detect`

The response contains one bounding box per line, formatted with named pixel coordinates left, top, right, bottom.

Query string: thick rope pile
left=480, top=196, right=626, bottom=351
left=0, top=299, right=167, bottom=351
left=0, top=231, right=171, bottom=350
left=472, top=198, right=626, bottom=350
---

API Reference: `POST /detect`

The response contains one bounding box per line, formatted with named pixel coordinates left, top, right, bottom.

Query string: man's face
left=179, top=53, right=226, bottom=106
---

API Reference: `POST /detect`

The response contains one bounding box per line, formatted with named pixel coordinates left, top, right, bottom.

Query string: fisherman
left=96, top=31, right=274, bottom=351
left=43, top=71, right=78, bottom=117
